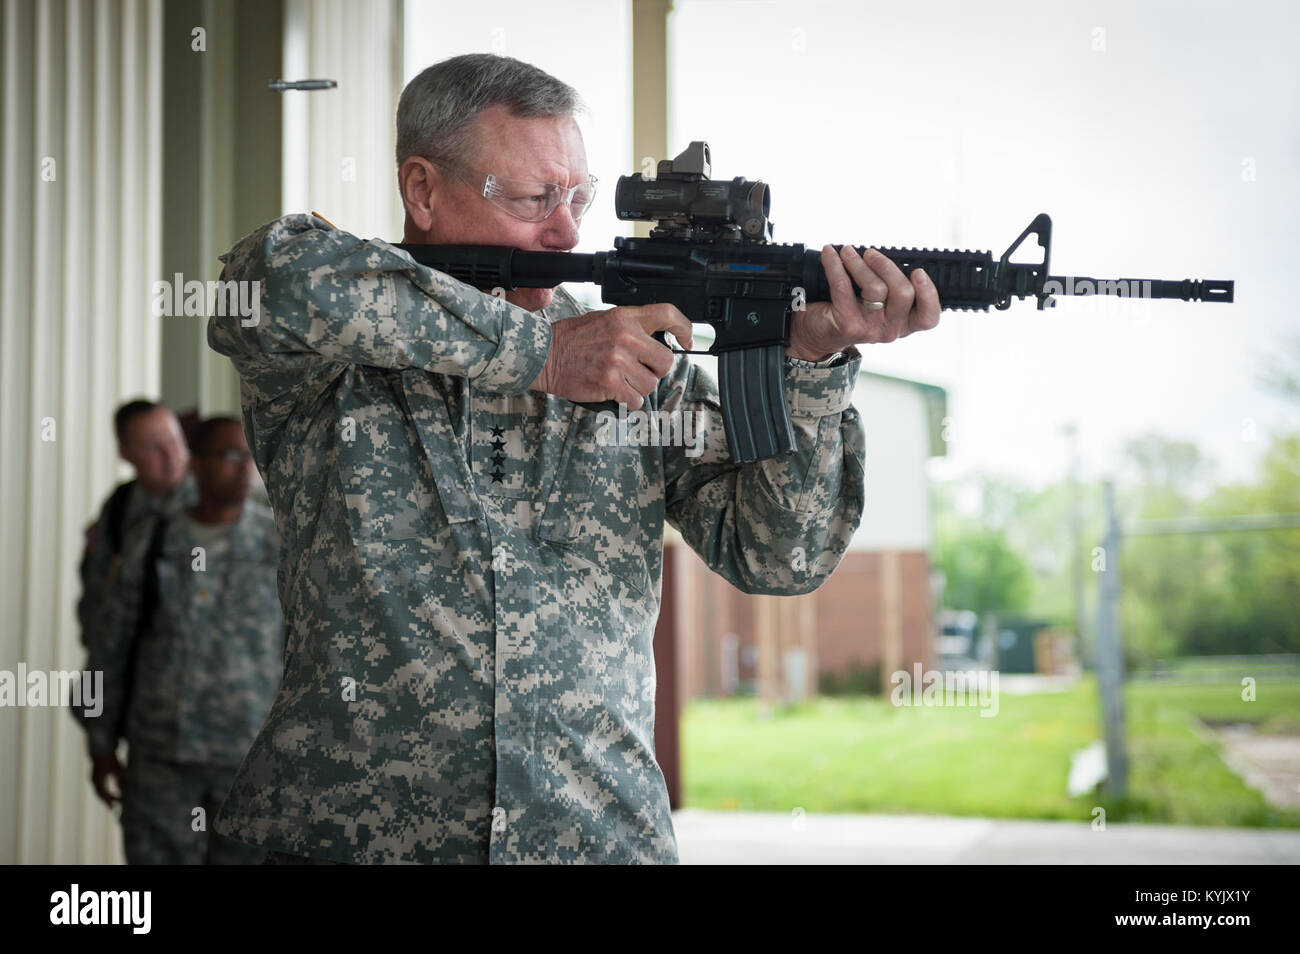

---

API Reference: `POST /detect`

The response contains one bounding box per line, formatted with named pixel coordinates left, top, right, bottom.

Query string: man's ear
left=399, top=156, right=439, bottom=236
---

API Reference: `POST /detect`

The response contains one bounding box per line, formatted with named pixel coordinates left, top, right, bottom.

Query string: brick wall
left=671, top=543, right=935, bottom=699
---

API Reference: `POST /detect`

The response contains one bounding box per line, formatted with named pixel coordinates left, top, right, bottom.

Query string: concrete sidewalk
left=671, top=808, right=1300, bottom=864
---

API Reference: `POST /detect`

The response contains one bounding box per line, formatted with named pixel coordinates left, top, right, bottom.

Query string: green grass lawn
left=680, top=675, right=1300, bottom=827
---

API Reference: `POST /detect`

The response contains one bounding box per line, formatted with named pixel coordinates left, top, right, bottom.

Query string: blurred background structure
left=2, top=0, right=1297, bottom=863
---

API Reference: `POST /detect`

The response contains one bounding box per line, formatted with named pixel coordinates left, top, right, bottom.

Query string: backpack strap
left=104, top=479, right=137, bottom=554
left=115, top=514, right=170, bottom=740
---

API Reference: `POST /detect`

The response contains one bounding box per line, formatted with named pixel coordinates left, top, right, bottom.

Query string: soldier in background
left=78, top=399, right=196, bottom=804
left=79, top=400, right=195, bottom=642
left=77, top=416, right=285, bottom=864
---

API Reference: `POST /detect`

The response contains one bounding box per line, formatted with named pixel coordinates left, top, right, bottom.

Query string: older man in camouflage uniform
left=79, top=417, right=285, bottom=864
left=207, top=53, right=939, bottom=864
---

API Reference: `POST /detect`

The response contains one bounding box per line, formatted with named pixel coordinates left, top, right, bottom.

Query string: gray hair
left=395, top=53, right=585, bottom=171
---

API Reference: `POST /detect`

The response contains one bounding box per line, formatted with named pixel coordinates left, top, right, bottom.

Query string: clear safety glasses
left=430, top=157, right=597, bottom=223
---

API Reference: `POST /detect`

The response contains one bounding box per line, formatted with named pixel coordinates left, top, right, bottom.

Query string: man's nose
left=540, top=202, right=580, bottom=250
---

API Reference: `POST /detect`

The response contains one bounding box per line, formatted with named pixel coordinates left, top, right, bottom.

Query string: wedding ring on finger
left=861, top=298, right=886, bottom=311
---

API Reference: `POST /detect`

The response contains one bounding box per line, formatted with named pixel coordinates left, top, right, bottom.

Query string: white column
left=0, top=0, right=163, bottom=864
left=282, top=0, right=404, bottom=241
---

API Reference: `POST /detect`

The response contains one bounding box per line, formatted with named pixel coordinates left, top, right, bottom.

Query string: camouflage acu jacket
left=79, top=501, right=284, bottom=766
left=78, top=475, right=197, bottom=649
left=206, top=213, right=865, bottom=864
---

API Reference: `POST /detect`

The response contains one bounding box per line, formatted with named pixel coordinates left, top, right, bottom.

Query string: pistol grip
left=574, top=330, right=668, bottom=414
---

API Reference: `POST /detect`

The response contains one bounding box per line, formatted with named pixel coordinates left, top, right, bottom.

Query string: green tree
left=931, top=419, right=1300, bottom=665
left=1118, top=434, right=1218, bottom=665
left=1260, top=331, right=1300, bottom=405
left=934, top=521, right=1032, bottom=619
left=933, top=474, right=1088, bottom=629
left=1191, top=435, right=1300, bottom=654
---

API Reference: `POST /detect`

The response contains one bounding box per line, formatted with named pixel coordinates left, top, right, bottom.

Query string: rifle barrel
left=1045, top=276, right=1234, bottom=303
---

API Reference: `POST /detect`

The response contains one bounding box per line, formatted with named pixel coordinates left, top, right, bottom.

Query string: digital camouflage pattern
left=121, top=753, right=267, bottom=864
left=77, top=475, right=197, bottom=649
left=206, top=213, right=865, bottom=864
left=78, top=500, right=285, bottom=765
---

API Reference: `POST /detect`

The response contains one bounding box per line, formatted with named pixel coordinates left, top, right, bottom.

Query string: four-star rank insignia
left=488, top=425, right=507, bottom=485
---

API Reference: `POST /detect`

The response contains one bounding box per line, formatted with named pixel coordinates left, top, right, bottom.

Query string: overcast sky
left=406, top=0, right=1299, bottom=492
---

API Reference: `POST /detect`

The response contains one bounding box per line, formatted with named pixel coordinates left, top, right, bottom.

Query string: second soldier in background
left=78, top=416, right=285, bottom=864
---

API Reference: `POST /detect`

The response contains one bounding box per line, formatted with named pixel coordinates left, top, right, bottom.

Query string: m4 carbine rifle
left=397, top=141, right=1234, bottom=463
